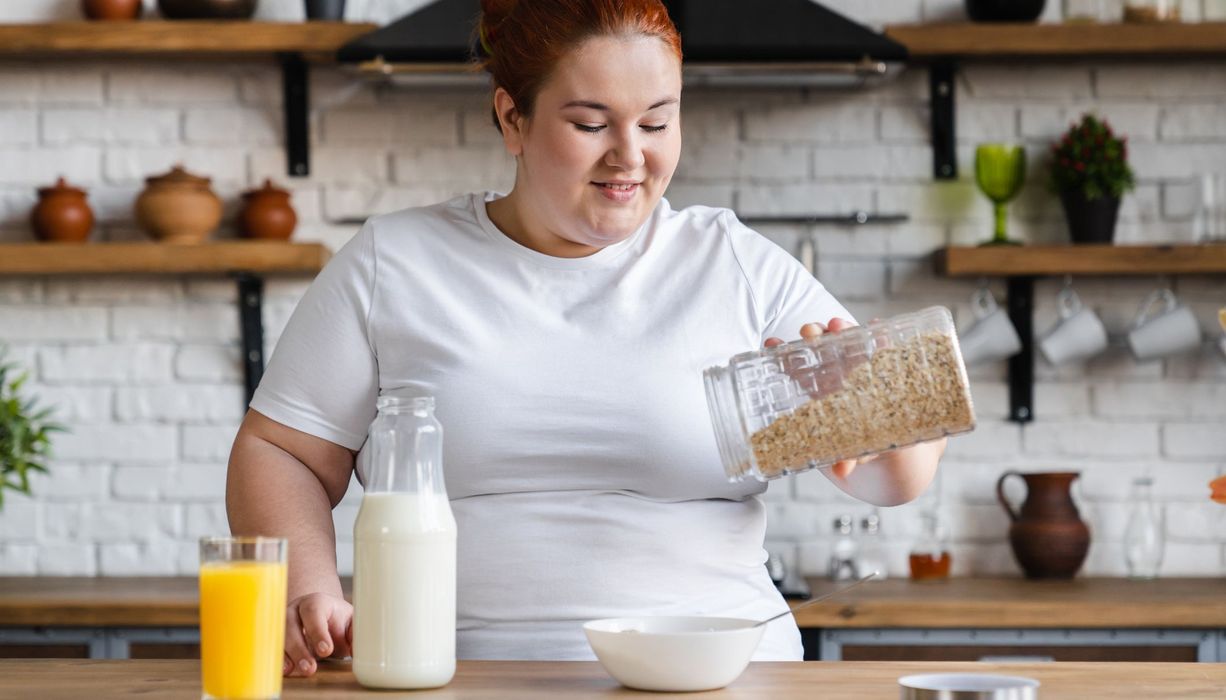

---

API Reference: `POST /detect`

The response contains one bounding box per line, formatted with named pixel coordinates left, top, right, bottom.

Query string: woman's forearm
left=825, top=438, right=946, bottom=507
left=226, top=431, right=345, bottom=601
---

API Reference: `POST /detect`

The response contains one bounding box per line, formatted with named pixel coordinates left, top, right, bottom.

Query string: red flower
left=1074, top=162, right=1085, bottom=172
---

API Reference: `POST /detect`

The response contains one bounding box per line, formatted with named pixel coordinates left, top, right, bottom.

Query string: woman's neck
left=485, top=189, right=603, bottom=259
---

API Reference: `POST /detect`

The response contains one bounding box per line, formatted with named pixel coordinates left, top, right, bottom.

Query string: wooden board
left=5, top=577, right=1226, bottom=629
left=886, top=22, right=1226, bottom=58
left=0, top=21, right=375, bottom=57
left=792, top=577, right=1226, bottom=628
left=934, top=244, right=1226, bottom=277
left=3, top=659, right=1225, bottom=698
left=0, top=242, right=330, bottom=276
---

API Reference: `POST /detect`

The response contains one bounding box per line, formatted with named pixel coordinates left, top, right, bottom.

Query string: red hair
left=477, top=0, right=683, bottom=131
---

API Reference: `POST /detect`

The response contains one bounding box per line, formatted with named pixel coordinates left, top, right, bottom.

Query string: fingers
left=325, top=603, right=353, bottom=659
left=799, top=322, right=826, bottom=340
left=298, top=596, right=334, bottom=669
left=764, top=337, right=784, bottom=348
left=283, top=603, right=315, bottom=678
left=831, top=459, right=856, bottom=479
left=826, top=317, right=854, bottom=333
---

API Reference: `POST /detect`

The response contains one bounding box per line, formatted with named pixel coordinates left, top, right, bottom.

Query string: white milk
left=352, top=491, right=457, bottom=689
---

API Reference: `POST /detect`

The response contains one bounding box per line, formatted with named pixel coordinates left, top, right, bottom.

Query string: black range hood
left=338, top=0, right=908, bottom=88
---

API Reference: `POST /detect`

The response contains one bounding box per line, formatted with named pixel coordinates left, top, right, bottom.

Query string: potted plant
left=1049, top=114, right=1136, bottom=244
left=0, top=350, right=62, bottom=508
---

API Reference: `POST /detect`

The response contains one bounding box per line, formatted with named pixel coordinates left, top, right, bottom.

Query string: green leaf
left=0, top=348, right=64, bottom=511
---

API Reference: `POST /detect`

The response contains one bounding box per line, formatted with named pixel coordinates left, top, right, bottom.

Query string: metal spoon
left=752, top=570, right=878, bottom=628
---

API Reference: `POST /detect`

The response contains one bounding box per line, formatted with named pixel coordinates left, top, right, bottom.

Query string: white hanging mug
left=1128, top=289, right=1202, bottom=361
left=1038, top=285, right=1109, bottom=365
left=959, top=287, right=1023, bottom=366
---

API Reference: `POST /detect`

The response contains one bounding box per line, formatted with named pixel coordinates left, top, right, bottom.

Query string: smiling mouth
left=594, top=182, right=640, bottom=190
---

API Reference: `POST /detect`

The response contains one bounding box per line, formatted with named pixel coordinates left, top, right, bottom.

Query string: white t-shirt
left=250, top=192, right=852, bottom=661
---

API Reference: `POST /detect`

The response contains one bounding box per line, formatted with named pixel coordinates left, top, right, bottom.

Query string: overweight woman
left=226, top=0, right=946, bottom=677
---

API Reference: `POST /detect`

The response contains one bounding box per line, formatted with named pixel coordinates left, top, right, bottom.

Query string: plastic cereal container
left=703, top=306, right=976, bottom=482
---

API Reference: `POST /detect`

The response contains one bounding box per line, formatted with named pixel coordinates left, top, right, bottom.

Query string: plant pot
left=304, top=0, right=345, bottom=20
left=965, top=0, right=1047, bottom=22
left=157, top=0, right=257, bottom=19
left=31, top=177, right=94, bottom=243
left=134, top=165, right=223, bottom=244
left=81, top=0, right=143, bottom=20
left=239, top=179, right=297, bottom=240
left=1060, top=190, right=1121, bottom=244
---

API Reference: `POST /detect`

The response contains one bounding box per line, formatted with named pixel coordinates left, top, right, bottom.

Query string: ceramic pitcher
left=996, top=471, right=1091, bottom=579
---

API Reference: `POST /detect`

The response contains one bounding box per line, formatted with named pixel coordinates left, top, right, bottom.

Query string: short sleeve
left=249, top=223, right=379, bottom=451
left=723, top=210, right=855, bottom=341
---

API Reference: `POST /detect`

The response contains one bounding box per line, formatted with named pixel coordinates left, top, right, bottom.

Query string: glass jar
left=703, top=306, right=976, bottom=482
left=828, top=515, right=859, bottom=582
left=1064, top=0, right=1119, bottom=22
left=858, top=511, right=888, bottom=581
left=1123, top=476, right=1164, bottom=579
left=909, top=511, right=952, bottom=581
left=1123, top=0, right=1181, bottom=22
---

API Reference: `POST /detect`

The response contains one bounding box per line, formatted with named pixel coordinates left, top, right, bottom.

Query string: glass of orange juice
left=199, top=536, right=288, bottom=700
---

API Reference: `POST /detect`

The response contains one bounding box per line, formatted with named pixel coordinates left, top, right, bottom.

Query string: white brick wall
left=1, top=5, right=1226, bottom=579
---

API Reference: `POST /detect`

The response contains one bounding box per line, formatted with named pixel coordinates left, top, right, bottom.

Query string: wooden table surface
left=4, top=576, right=1226, bottom=629
left=4, top=659, right=1225, bottom=699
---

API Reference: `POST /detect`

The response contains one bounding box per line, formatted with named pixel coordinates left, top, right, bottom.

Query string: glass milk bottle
left=352, top=396, right=457, bottom=689
left=1123, top=476, right=1164, bottom=580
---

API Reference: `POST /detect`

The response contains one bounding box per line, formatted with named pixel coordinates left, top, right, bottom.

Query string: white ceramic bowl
left=582, top=616, right=765, bottom=692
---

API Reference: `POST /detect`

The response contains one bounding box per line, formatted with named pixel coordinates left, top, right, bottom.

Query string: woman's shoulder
left=363, top=192, right=485, bottom=240
left=660, top=200, right=780, bottom=254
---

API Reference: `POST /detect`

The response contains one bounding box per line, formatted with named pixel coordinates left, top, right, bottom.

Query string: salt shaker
left=828, top=515, right=859, bottom=581
left=858, top=512, right=888, bottom=581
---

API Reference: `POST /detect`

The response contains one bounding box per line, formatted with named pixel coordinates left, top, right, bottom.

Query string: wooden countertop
left=4, top=577, right=1226, bottom=629
left=5, top=659, right=1225, bottom=698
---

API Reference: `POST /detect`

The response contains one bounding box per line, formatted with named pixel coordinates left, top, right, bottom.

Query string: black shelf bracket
left=280, top=52, right=310, bottom=178
left=1005, top=277, right=1036, bottom=423
left=930, top=61, right=957, bottom=180
left=236, top=274, right=266, bottom=409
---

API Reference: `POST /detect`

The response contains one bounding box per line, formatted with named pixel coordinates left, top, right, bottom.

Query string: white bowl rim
left=898, top=673, right=1041, bottom=691
left=583, top=615, right=760, bottom=636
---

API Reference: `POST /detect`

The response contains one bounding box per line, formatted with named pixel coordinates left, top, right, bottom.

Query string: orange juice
left=199, top=560, right=287, bottom=700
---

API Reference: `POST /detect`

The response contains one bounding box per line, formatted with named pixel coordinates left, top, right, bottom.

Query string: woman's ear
left=493, top=87, right=525, bottom=157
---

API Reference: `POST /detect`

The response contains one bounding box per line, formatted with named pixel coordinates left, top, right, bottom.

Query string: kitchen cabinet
left=6, top=658, right=1226, bottom=698
left=5, top=576, right=1226, bottom=661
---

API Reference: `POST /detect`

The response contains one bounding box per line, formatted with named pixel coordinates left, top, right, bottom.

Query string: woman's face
left=497, top=34, right=682, bottom=255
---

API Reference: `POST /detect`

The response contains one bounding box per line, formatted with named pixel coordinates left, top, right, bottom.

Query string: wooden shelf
left=936, top=244, right=1226, bottom=277
left=886, top=21, right=1226, bottom=59
left=0, top=242, right=330, bottom=276
left=0, top=21, right=375, bottom=57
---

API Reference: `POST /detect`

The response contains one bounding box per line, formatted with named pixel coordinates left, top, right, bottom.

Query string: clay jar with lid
left=31, top=177, right=95, bottom=243
left=81, top=0, right=143, bottom=20
left=239, top=179, right=297, bottom=240
left=135, top=165, right=223, bottom=244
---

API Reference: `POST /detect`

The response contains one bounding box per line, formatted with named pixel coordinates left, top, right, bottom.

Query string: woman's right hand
left=284, top=592, right=353, bottom=677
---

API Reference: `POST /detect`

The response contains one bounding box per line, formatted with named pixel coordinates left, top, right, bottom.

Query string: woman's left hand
left=763, top=317, right=880, bottom=479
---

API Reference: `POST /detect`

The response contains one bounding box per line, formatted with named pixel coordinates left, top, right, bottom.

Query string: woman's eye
left=641, top=124, right=668, bottom=133
left=574, top=123, right=605, bottom=133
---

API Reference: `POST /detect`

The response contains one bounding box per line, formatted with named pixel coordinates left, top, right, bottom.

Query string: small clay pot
left=239, top=179, right=297, bottom=241
left=31, top=177, right=94, bottom=243
left=134, top=165, right=223, bottom=244
left=81, top=0, right=143, bottom=20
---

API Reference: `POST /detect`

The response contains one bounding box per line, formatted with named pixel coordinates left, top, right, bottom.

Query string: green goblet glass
left=974, top=143, right=1026, bottom=246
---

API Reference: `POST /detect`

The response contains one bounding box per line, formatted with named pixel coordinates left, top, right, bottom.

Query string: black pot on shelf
left=965, top=0, right=1047, bottom=22
left=1060, top=190, right=1121, bottom=244
left=158, top=0, right=257, bottom=19
left=304, top=0, right=345, bottom=20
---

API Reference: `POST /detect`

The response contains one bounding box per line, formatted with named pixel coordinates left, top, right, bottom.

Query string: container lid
left=145, top=164, right=211, bottom=187
left=242, top=178, right=290, bottom=199
left=37, top=176, right=86, bottom=197
left=899, top=673, right=1039, bottom=700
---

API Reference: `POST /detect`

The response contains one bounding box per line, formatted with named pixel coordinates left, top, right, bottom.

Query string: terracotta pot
left=997, top=471, right=1091, bottom=579
left=239, top=179, right=297, bottom=241
left=31, top=177, right=94, bottom=243
left=81, top=0, right=143, bottom=20
left=134, top=165, right=223, bottom=244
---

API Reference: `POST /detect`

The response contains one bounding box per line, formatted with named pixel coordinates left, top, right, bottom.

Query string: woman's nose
left=605, top=131, right=646, bottom=171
